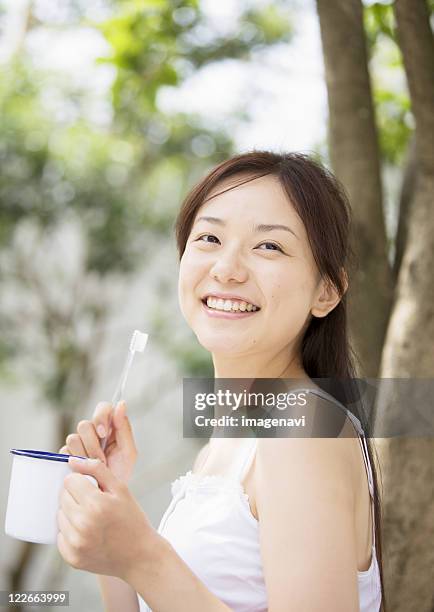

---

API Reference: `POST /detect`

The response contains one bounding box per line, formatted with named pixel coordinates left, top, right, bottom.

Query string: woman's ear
left=311, top=271, right=347, bottom=318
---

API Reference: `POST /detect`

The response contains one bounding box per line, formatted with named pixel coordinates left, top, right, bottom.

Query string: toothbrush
left=100, top=330, right=149, bottom=452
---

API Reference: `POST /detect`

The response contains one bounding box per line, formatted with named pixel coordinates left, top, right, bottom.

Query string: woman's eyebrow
left=194, top=216, right=299, bottom=239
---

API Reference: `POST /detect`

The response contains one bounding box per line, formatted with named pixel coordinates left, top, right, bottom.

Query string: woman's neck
left=212, top=351, right=307, bottom=381
left=208, top=352, right=312, bottom=439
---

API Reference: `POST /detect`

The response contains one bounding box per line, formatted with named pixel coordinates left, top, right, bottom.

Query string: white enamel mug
left=5, top=449, right=98, bottom=545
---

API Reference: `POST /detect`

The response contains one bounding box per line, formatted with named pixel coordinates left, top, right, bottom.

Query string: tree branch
left=394, top=0, right=434, bottom=170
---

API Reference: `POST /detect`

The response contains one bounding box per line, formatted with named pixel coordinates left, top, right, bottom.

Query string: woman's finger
left=57, top=507, right=73, bottom=536
left=76, top=420, right=107, bottom=464
left=92, top=402, right=114, bottom=441
left=113, top=401, right=137, bottom=456
left=57, top=506, right=81, bottom=549
left=59, top=488, right=82, bottom=531
left=65, top=433, right=86, bottom=458
left=59, top=445, right=70, bottom=455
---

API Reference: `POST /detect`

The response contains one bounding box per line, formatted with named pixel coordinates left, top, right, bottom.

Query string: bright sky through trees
left=0, top=0, right=327, bottom=153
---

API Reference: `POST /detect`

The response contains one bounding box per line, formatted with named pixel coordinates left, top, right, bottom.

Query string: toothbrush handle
left=112, top=350, right=134, bottom=404
left=100, top=351, right=135, bottom=452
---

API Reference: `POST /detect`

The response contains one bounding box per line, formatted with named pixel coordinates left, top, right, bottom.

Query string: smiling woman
left=61, top=150, right=384, bottom=612
left=178, top=169, right=326, bottom=360
left=133, top=151, right=385, bottom=611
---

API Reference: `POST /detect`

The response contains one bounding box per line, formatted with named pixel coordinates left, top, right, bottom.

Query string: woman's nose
left=209, top=250, right=248, bottom=284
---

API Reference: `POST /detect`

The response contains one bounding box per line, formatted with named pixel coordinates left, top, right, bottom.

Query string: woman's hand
left=58, top=401, right=138, bottom=484
left=59, top=460, right=232, bottom=612
left=57, top=456, right=156, bottom=581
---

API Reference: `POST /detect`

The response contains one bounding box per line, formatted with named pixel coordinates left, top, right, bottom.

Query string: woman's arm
left=123, top=442, right=228, bottom=612
left=125, top=534, right=231, bottom=612
left=97, top=575, right=139, bottom=612
left=60, top=441, right=229, bottom=611
left=255, top=436, right=360, bottom=612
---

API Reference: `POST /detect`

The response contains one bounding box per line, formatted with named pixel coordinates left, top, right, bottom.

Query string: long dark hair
left=174, top=150, right=386, bottom=610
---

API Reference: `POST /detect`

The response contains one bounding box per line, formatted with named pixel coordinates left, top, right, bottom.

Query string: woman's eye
left=194, top=236, right=284, bottom=253
left=196, top=234, right=220, bottom=244
left=257, top=242, right=284, bottom=253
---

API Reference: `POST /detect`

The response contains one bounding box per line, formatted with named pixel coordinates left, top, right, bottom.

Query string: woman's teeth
left=205, top=297, right=258, bottom=312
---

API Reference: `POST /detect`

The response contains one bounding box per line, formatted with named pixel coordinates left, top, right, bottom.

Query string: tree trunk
left=377, top=1, right=434, bottom=610
left=316, top=0, right=394, bottom=377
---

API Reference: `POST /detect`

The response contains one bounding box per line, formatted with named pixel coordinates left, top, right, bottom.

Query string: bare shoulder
left=255, top=430, right=358, bottom=514
left=256, top=435, right=356, bottom=469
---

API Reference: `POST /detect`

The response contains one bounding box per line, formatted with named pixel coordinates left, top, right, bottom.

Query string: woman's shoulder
left=254, top=429, right=358, bottom=509
left=255, top=433, right=357, bottom=467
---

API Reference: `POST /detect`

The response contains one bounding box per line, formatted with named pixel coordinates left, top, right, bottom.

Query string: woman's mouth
left=201, top=296, right=260, bottom=319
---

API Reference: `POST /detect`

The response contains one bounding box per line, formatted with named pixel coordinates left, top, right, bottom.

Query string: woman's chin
left=195, top=332, right=249, bottom=356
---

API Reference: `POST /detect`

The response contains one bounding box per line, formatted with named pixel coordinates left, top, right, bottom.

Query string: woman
left=59, top=151, right=385, bottom=611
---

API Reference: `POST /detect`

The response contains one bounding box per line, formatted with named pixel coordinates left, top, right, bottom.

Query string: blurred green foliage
left=96, top=0, right=294, bottom=377
left=364, top=1, right=396, bottom=46
left=0, top=0, right=293, bottom=385
left=0, top=61, right=149, bottom=275
left=364, top=1, right=414, bottom=165
left=375, top=88, right=412, bottom=165
left=98, top=0, right=293, bottom=128
left=0, top=0, right=419, bottom=383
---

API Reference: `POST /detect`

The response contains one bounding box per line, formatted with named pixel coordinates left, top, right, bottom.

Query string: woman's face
left=178, top=173, right=334, bottom=358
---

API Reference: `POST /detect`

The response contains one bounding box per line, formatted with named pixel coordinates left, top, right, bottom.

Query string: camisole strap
left=300, top=387, right=376, bottom=549
left=301, top=389, right=375, bottom=490
left=359, top=432, right=375, bottom=498
left=297, top=386, right=365, bottom=437
left=359, top=432, right=376, bottom=549
left=228, top=438, right=258, bottom=482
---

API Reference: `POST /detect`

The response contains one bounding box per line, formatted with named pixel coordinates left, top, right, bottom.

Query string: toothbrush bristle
left=130, top=330, right=148, bottom=352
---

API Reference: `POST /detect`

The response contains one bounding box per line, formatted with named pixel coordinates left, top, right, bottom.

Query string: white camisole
left=137, top=387, right=382, bottom=611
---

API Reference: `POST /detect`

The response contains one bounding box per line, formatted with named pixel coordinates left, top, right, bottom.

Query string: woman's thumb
left=113, top=401, right=135, bottom=449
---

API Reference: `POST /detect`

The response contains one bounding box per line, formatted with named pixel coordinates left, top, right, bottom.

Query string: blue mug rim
left=10, top=449, right=87, bottom=463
